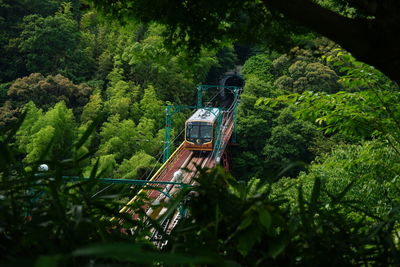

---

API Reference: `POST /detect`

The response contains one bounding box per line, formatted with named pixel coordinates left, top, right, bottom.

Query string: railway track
left=118, top=144, right=213, bottom=243
left=119, top=98, right=238, bottom=243
left=148, top=151, right=212, bottom=248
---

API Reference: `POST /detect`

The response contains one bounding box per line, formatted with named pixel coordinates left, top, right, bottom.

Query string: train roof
left=187, top=108, right=220, bottom=123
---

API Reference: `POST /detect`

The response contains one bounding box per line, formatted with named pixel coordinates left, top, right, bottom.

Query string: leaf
left=268, top=240, right=285, bottom=258
left=75, top=151, right=91, bottom=163
left=237, top=229, right=259, bottom=256
left=157, top=190, right=186, bottom=223
left=310, top=177, right=321, bottom=212
left=72, top=243, right=218, bottom=264
left=6, top=109, right=27, bottom=143
left=298, top=185, right=310, bottom=231
left=38, top=134, right=55, bottom=162
left=238, top=216, right=253, bottom=230
left=75, top=116, right=101, bottom=150
left=276, top=161, right=306, bottom=178
left=255, top=97, right=268, bottom=106
left=34, top=255, right=61, bottom=267
left=89, top=158, right=100, bottom=179
left=334, top=179, right=357, bottom=204
left=270, top=100, right=279, bottom=108
left=315, top=117, right=326, bottom=125
left=258, top=209, right=271, bottom=230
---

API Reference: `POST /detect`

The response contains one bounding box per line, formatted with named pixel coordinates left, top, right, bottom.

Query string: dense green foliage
left=1, top=0, right=400, bottom=266
left=232, top=39, right=346, bottom=178
left=0, top=0, right=230, bottom=182
left=88, top=0, right=400, bottom=85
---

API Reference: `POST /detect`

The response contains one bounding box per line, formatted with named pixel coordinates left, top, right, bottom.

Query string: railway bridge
left=118, top=83, right=242, bottom=245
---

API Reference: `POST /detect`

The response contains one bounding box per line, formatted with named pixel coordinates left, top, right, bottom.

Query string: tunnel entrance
left=219, top=74, right=244, bottom=108
left=223, top=74, right=245, bottom=87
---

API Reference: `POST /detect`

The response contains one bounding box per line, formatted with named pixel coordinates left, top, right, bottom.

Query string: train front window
left=186, top=123, right=200, bottom=139
left=186, top=122, right=212, bottom=142
left=200, top=125, right=212, bottom=141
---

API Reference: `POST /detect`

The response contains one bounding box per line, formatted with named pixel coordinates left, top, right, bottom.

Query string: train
left=184, top=73, right=244, bottom=151
left=184, top=108, right=221, bottom=151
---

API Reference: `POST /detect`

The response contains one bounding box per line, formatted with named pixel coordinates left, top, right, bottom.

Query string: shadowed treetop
left=87, top=0, right=400, bottom=84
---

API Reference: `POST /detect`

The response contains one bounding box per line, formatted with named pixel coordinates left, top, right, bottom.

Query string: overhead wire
left=203, top=86, right=225, bottom=106
left=91, top=86, right=238, bottom=198
left=129, top=87, right=227, bottom=192
left=91, top=184, right=114, bottom=198
left=208, top=92, right=240, bottom=161
left=91, top=124, right=186, bottom=198
left=142, top=127, right=185, bottom=180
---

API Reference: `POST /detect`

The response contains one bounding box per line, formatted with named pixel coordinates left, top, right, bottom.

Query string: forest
left=1, top=0, right=400, bottom=266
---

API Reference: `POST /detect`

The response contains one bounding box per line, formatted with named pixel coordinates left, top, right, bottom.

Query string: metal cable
left=141, top=127, right=186, bottom=180
left=91, top=88, right=240, bottom=198
left=91, top=124, right=186, bottom=198
left=209, top=94, right=240, bottom=161
left=91, top=184, right=114, bottom=198
left=203, top=87, right=225, bottom=106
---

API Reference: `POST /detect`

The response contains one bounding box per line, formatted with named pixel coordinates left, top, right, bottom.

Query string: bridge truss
left=117, top=85, right=241, bottom=245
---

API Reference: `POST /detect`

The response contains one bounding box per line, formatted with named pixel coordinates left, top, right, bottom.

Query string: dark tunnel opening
left=219, top=74, right=244, bottom=108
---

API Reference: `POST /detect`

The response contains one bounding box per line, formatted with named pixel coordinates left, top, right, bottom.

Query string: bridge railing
left=119, top=142, right=186, bottom=214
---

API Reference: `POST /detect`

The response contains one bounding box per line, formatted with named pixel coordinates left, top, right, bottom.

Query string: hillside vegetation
left=1, top=0, right=400, bottom=265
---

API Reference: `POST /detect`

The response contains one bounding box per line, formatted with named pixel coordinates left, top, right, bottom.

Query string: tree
left=89, top=0, right=400, bottom=84
left=260, top=51, right=400, bottom=143
left=135, top=86, right=165, bottom=128
left=274, top=139, right=400, bottom=220
left=9, top=73, right=92, bottom=110
left=263, top=107, right=318, bottom=176
left=3, top=73, right=92, bottom=126
left=16, top=101, right=76, bottom=163
left=84, top=154, right=117, bottom=178
left=135, top=117, right=163, bottom=155
left=270, top=40, right=343, bottom=94
left=275, top=61, right=340, bottom=93
left=104, top=80, right=137, bottom=120
left=263, top=0, right=400, bottom=84
left=205, top=46, right=238, bottom=85
left=17, top=7, right=95, bottom=81
left=0, top=0, right=61, bottom=82
left=81, top=90, right=103, bottom=123
left=97, top=115, right=138, bottom=161
left=14, top=101, right=43, bottom=153
left=0, top=101, right=20, bottom=129
left=117, top=151, right=160, bottom=179
left=231, top=52, right=280, bottom=179
left=118, top=24, right=217, bottom=104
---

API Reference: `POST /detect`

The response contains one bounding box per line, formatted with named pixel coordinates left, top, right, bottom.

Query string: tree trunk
left=263, top=0, right=400, bottom=84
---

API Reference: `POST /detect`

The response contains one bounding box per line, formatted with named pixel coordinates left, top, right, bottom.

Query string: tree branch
left=263, top=0, right=370, bottom=54
left=346, top=0, right=378, bottom=16
left=263, top=0, right=400, bottom=84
